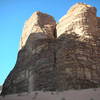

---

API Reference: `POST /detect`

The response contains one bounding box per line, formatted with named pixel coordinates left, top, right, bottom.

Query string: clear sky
left=0, top=0, right=100, bottom=85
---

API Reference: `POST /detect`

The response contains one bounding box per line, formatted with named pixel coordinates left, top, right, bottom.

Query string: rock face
left=20, top=11, right=56, bottom=49
left=56, top=3, right=100, bottom=90
left=0, top=86, right=2, bottom=94
left=1, top=12, right=57, bottom=95
left=1, top=3, right=100, bottom=95
left=57, top=3, right=97, bottom=38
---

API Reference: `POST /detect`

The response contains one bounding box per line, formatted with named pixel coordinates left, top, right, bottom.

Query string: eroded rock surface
left=57, top=3, right=97, bottom=39
left=56, top=3, right=100, bottom=90
left=20, top=11, right=56, bottom=49
left=1, top=3, right=100, bottom=95
left=1, top=11, right=57, bottom=95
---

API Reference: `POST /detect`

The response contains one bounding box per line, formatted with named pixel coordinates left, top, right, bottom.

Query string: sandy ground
left=0, top=88, right=100, bottom=100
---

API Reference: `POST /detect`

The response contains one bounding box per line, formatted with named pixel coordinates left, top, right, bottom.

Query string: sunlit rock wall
left=1, top=3, right=100, bottom=95
left=56, top=3, right=100, bottom=90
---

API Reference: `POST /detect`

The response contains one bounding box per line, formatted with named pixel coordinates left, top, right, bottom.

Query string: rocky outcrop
left=20, top=11, right=56, bottom=49
left=56, top=3, right=100, bottom=90
left=1, top=3, right=100, bottom=95
left=57, top=3, right=97, bottom=38
left=1, top=11, right=57, bottom=95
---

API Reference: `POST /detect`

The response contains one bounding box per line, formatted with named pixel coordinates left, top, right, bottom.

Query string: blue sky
left=0, top=0, right=100, bottom=85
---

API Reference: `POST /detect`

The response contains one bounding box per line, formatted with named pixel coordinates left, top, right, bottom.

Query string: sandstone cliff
left=1, top=3, right=100, bottom=95
left=1, top=12, right=57, bottom=95
left=56, top=3, right=100, bottom=90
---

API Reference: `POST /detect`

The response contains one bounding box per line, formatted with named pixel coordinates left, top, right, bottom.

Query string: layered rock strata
left=1, top=12, right=57, bottom=95
left=1, top=3, right=100, bottom=95
left=56, top=3, right=100, bottom=90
